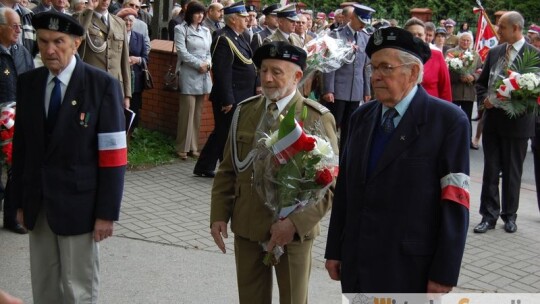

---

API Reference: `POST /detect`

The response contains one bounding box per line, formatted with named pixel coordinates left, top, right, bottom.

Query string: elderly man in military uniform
left=210, top=41, right=338, bottom=304
left=322, top=3, right=373, bottom=154
left=262, top=4, right=302, bottom=47
left=193, top=1, right=257, bottom=177
left=74, top=0, right=131, bottom=108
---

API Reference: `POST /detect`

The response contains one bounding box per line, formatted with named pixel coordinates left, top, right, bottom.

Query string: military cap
left=262, top=3, right=280, bottom=16
left=435, top=27, right=447, bottom=35
left=328, top=12, right=335, bottom=19
left=366, top=27, right=431, bottom=64
left=316, top=12, right=325, bottom=19
left=352, top=3, right=375, bottom=25
left=444, top=18, right=456, bottom=27
left=223, top=1, right=249, bottom=16
left=275, top=4, right=299, bottom=22
left=246, top=4, right=256, bottom=13
left=253, top=41, right=307, bottom=70
left=528, top=24, right=540, bottom=34
left=32, top=11, right=84, bottom=36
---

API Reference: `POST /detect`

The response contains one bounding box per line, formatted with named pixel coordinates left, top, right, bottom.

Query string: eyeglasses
left=2, top=24, right=22, bottom=31
left=367, top=62, right=413, bottom=76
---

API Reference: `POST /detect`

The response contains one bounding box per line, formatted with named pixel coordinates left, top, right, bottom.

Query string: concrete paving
left=1, top=142, right=540, bottom=303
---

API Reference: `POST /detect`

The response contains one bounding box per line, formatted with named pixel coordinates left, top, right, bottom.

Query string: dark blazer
left=210, top=26, right=257, bottom=107
left=476, top=42, right=539, bottom=138
left=12, top=58, right=127, bottom=236
left=250, top=27, right=272, bottom=53
left=325, top=86, right=470, bottom=292
left=128, top=30, right=148, bottom=94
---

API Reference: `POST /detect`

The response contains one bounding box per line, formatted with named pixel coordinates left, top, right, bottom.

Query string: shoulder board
left=303, top=98, right=330, bottom=115
left=238, top=94, right=263, bottom=106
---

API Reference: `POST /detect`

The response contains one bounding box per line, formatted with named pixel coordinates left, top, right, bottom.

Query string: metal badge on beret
left=49, top=18, right=59, bottom=31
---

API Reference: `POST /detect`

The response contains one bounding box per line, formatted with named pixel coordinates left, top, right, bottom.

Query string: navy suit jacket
left=12, top=58, right=126, bottom=235
left=129, top=30, right=149, bottom=94
left=476, top=42, right=539, bottom=138
left=210, top=26, right=257, bottom=107
left=325, top=86, right=470, bottom=292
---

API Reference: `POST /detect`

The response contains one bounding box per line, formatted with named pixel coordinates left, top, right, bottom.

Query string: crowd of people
left=1, top=0, right=540, bottom=302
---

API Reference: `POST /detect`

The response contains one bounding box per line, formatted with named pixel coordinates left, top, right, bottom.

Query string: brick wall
left=141, top=40, right=214, bottom=146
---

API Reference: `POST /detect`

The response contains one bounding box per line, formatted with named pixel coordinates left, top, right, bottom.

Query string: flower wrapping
left=0, top=102, right=16, bottom=165
left=488, top=49, right=540, bottom=118
left=254, top=102, right=338, bottom=265
left=299, top=33, right=356, bottom=87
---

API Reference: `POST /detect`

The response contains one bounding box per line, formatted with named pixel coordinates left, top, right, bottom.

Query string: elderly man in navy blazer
left=13, top=11, right=126, bottom=303
left=325, top=27, right=470, bottom=293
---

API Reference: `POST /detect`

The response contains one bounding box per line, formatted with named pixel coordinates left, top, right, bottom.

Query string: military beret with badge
left=253, top=41, right=307, bottom=70
left=366, top=27, right=431, bottom=64
left=32, top=10, right=85, bottom=36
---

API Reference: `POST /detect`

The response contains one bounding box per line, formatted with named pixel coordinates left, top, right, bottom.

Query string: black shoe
left=193, top=169, right=215, bottom=178
left=473, top=221, right=495, bottom=233
left=504, top=221, right=517, bottom=233
left=4, top=223, right=28, bottom=234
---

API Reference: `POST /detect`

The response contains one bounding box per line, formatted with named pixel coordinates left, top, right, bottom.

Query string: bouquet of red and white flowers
left=254, top=102, right=338, bottom=266
left=489, top=49, right=540, bottom=118
left=0, top=102, right=16, bottom=165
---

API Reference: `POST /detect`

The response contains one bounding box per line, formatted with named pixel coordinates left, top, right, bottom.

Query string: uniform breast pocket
left=87, top=27, right=105, bottom=46
left=112, top=32, right=125, bottom=51
left=236, top=131, right=254, bottom=158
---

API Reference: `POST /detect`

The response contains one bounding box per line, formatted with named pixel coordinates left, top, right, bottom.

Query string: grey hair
left=504, top=11, right=524, bottom=30
left=0, top=7, right=16, bottom=25
left=397, top=50, right=424, bottom=84
left=224, top=14, right=234, bottom=25
left=457, top=32, right=473, bottom=41
left=425, top=22, right=436, bottom=32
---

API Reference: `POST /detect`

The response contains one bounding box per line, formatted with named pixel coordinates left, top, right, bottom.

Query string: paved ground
left=2, top=137, right=540, bottom=303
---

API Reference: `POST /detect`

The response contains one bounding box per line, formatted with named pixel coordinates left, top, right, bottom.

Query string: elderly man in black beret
left=13, top=11, right=126, bottom=303
left=210, top=41, right=337, bottom=304
left=325, top=27, right=470, bottom=293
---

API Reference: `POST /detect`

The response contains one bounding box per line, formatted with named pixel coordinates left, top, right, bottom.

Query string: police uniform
left=211, top=42, right=338, bottom=303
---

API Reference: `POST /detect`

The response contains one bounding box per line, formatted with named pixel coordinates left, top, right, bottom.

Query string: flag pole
left=476, top=0, right=499, bottom=41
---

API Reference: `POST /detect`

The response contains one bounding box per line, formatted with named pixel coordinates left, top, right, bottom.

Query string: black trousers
left=2, top=167, right=16, bottom=226
left=480, top=132, right=528, bottom=223
left=533, top=121, right=540, bottom=212
left=194, top=101, right=235, bottom=172
left=324, top=100, right=360, bottom=156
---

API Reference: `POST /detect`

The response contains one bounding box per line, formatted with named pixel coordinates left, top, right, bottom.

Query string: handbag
left=163, top=42, right=179, bottom=91
left=142, top=60, right=154, bottom=90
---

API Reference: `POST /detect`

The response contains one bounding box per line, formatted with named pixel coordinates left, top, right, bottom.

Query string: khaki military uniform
left=75, top=9, right=132, bottom=98
left=211, top=91, right=338, bottom=304
left=263, top=29, right=304, bottom=48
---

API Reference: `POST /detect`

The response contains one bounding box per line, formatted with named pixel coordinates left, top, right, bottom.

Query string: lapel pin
left=71, top=100, right=77, bottom=106
left=400, top=135, right=406, bottom=141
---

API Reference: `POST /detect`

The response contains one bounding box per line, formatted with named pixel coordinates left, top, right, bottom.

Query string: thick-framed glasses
left=367, top=62, right=413, bottom=76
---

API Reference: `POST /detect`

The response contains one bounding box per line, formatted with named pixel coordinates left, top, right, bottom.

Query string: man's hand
left=221, top=104, right=233, bottom=114
left=93, top=219, right=114, bottom=242
left=427, top=280, right=453, bottom=293
left=322, top=93, right=335, bottom=103
left=364, top=95, right=371, bottom=103
left=211, top=221, right=228, bottom=253
left=0, top=289, right=23, bottom=304
left=266, top=218, right=296, bottom=252
left=124, top=97, right=130, bottom=109
left=16, top=209, right=24, bottom=229
left=483, top=97, right=493, bottom=109
left=325, top=259, right=341, bottom=281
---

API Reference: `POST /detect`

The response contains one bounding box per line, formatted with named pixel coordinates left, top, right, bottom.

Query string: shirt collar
left=47, top=55, right=77, bottom=86
left=265, top=89, right=297, bottom=119
left=510, top=37, right=526, bottom=52
left=381, top=85, right=418, bottom=124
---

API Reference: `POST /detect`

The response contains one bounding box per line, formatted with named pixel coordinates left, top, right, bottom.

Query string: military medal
left=3, top=68, right=9, bottom=76
left=71, top=100, right=77, bottom=106
left=80, top=113, right=85, bottom=125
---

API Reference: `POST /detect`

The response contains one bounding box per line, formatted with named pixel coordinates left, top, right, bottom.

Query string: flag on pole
left=474, top=7, right=498, bottom=62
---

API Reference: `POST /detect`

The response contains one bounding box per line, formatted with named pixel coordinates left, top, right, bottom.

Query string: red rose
left=537, top=95, right=540, bottom=106
left=302, top=136, right=316, bottom=152
left=315, top=168, right=333, bottom=186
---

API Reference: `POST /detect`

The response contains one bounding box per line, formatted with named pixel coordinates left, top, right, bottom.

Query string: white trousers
left=29, top=211, right=100, bottom=304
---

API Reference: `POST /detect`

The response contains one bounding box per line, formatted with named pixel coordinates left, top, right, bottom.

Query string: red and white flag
left=474, top=7, right=498, bottom=62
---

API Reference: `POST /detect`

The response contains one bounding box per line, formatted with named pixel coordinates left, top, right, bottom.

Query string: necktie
left=505, top=44, right=512, bottom=66
left=353, top=32, right=358, bottom=44
left=381, top=108, right=398, bottom=134
left=265, top=103, right=279, bottom=131
left=101, top=15, right=108, bottom=28
left=215, top=22, right=220, bottom=29
left=48, top=77, right=62, bottom=130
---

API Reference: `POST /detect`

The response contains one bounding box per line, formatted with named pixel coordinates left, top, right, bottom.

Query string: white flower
left=311, top=135, right=334, bottom=159
left=449, top=58, right=464, bottom=70
left=263, top=130, right=279, bottom=147
left=517, top=73, right=540, bottom=91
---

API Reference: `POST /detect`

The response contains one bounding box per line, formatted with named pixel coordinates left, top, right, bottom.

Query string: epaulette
left=303, top=98, right=330, bottom=115
left=238, top=94, right=263, bottom=106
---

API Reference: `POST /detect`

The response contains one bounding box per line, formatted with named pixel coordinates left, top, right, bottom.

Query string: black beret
left=262, top=3, right=280, bottom=16
left=366, top=27, right=431, bottom=64
left=253, top=41, right=307, bottom=70
left=246, top=4, right=256, bottom=13
left=32, top=11, right=84, bottom=36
